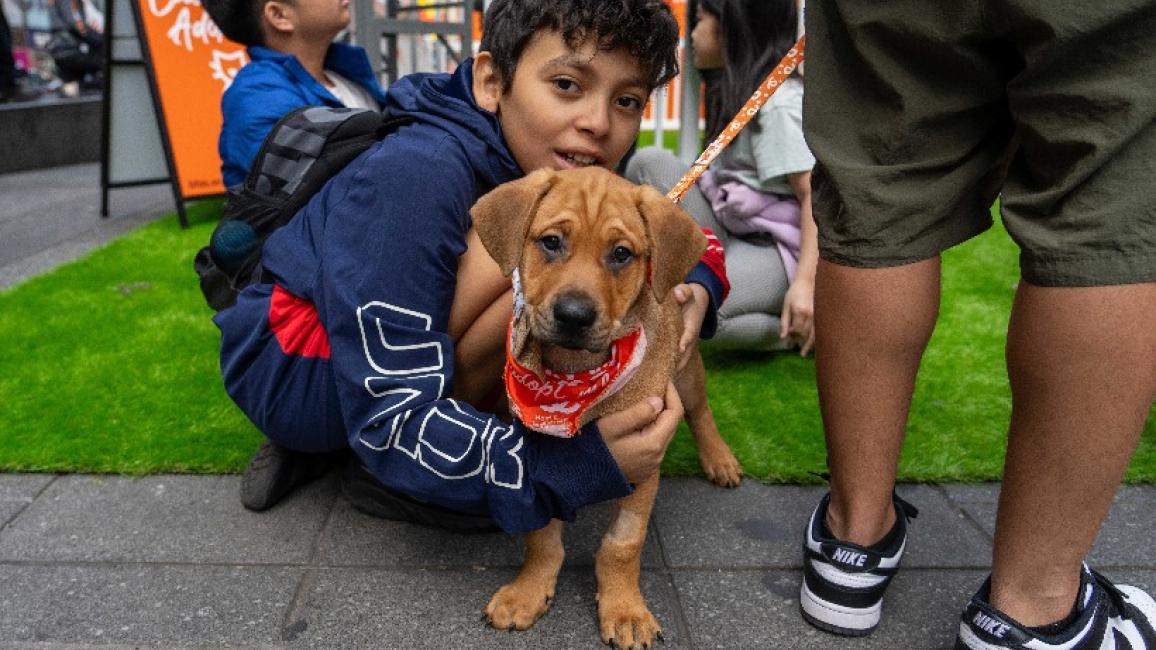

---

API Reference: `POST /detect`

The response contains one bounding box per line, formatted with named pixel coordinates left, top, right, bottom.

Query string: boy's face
left=473, top=30, right=652, bottom=174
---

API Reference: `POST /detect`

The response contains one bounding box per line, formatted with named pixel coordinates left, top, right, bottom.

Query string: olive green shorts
left=804, top=0, right=1156, bottom=286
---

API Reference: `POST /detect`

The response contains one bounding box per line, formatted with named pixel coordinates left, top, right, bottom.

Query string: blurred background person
left=626, top=0, right=817, bottom=354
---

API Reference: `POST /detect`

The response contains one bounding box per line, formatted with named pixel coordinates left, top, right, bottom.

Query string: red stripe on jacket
left=700, top=228, right=730, bottom=301
left=269, top=285, right=331, bottom=359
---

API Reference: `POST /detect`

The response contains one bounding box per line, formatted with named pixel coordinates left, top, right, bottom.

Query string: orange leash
left=666, top=35, right=806, bottom=204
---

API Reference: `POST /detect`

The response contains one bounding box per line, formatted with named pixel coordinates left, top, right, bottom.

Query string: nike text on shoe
left=799, top=492, right=919, bottom=636
left=955, top=566, right=1156, bottom=650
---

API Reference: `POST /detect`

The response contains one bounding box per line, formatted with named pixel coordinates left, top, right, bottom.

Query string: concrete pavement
left=0, top=475, right=1154, bottom=649
left=0, top=163, right=173, bottom=290
left=2, top=164, right=1154, bottom=649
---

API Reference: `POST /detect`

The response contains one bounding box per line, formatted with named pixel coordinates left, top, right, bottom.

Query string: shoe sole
left=800, top=579, right=881, bottom=637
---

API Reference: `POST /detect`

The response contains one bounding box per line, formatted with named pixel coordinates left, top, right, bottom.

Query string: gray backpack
left=194, top=106, right=412, bottom=311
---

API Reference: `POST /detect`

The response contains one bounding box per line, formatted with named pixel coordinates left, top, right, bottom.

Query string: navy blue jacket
left=217, top=60, right=725, bottom=533
left=218, top=43, right=386, bottom=187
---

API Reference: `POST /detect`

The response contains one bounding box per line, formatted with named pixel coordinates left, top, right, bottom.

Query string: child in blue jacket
left=203, top=0, right=385, bottom=187
left=214, top=0, right=730, bottom=534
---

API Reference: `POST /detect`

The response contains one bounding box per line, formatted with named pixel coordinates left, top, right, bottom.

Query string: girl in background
left=627, top=0, right=817, bottom=354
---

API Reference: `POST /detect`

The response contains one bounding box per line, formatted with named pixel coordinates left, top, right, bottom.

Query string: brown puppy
left=470, top=166, right=741, bottom=649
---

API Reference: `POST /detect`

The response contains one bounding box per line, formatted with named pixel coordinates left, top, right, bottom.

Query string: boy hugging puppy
left=203, top=0, right=386, bottom=187
left=214, top=0, right=729, bottom=535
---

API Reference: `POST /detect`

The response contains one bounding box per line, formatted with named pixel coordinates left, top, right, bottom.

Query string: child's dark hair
left=700, top=0, right=799, bottom=141
left=478, top=0, right=680, bottom=92
left=203, top=0, right=266, bottom=47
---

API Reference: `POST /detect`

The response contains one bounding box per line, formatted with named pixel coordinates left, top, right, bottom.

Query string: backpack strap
left=198, top=106, right=413, bottom=312
left=243, top=106, right=378, bottom=199
left=242, top=106, right=413, bottom=232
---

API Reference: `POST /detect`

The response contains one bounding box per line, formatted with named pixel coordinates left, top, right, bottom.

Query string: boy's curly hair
left=478, top=0, right=681, bottom=92
left=203, top=0, right=265, bottom=47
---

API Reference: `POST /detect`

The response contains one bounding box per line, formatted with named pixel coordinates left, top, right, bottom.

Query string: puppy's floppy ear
left=635, top=184, right=709, bottom=302
left=470, top=169, right=557, bottom=276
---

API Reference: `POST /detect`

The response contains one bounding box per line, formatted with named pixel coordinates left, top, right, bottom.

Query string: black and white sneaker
left=956, top=566, right=1156, bottom=650
left=800, top=491, right=919, bottom=636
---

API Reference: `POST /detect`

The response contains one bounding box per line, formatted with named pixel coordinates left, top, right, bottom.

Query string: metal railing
left=352, top=0, right=476, bottom=86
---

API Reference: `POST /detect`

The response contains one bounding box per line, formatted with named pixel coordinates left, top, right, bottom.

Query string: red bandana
left=505, top=320, right=647, bottom=438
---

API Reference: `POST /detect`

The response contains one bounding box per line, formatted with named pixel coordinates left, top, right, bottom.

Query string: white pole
left=676, top=1, right=701, bottom=162
left=652, top=83, right=666, bottom=150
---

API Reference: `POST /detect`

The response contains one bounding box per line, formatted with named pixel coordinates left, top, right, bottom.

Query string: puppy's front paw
left=484, top=581, right=553, bottom=631
left=699, top=443, right=743, bottom=488
left=599, top=596, right=662, bottom=649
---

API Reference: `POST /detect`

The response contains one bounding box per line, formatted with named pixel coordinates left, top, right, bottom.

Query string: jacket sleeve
left=686, top=228, right=728, bottom=339
left=219, top=71, right=313, bottom=186
left=305, top=136, right=634, bottom=533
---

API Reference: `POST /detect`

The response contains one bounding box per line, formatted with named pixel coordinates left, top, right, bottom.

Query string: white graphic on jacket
left=356, top=301, right=523, bottom=489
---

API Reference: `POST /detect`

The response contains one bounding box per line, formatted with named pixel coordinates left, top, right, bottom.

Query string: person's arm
left=752, top=89, right=817, bottom=354
left=219, top=71, right=311, bottom=186
left=300, top=138, right=657, bottom=533
left=779, top=170, right=817, bottom=356
left=54, top=0, right=86, bottom=39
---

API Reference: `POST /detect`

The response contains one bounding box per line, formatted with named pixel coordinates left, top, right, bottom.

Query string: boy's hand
left=597, top=382, right=683, bottom=484
left=672, top=283, right=709, bottom=371
left=779, top=277, right=815, bottom=356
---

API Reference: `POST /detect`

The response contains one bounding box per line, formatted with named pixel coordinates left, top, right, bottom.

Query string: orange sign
left=134, top=0, right=247, bottom=197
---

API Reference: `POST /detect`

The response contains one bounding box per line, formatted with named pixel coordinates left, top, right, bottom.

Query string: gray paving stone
left=894, top=484, right=992, bottom=568
left=0, top=563, right=301, bottom=646
left=653, top=481, right=817, bottom=568
left=653, top=481, right=991, bottom=569
left=0, top=644, right=282, bottom=650
left=674, top=568, right=988, bottom=650
left=0, top=474, right=336, bottom=564
left=320, top=498, right=663, bottom=568
left=319, top=498, right=523, bottom=567
left=1089, top=487, right=1156, bottom=566
left=1095, top=569, right=1156, bottom=595
left=0, top=474, right=55, bottom=528
left=286, top=567, right=686, bottom=649
left=941, top=483, right=1000, bottom=505
left=951, top=485, right=1156, bottom=567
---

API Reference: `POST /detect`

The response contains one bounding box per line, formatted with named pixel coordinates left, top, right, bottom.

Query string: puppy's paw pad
left=599, top=602, right=661, bottom=649
left=484, top=583, right=552, bottom=631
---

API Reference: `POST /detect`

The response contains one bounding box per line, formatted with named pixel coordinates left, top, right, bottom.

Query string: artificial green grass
left=1, top=201, right=1153, bottom=480
left=0, top=201, right=259, bottom=474
left=659, top=214, right=1156, bottom=482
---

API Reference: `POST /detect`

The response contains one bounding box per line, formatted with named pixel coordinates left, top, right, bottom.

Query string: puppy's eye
left=610, top=246, right=634, bottom=265
left=539, top=235, right=563, bottom=253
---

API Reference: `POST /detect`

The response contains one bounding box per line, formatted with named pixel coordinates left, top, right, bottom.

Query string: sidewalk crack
left=0, top=473, right=62, bottom=534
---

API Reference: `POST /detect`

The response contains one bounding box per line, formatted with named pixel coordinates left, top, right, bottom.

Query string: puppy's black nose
left=553, top=294, right=597, bottom=332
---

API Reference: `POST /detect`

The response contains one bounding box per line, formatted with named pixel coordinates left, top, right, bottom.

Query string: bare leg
left=991, top=282, right=1156, bottom=625
left=815, top=258, right=941, bottom=545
